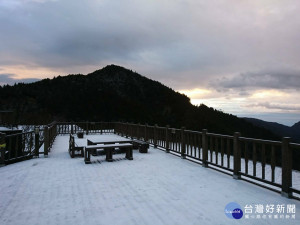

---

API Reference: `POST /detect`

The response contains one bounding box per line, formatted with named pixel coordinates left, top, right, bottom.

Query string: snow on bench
left=84, top=143, right=133, bottom=163
left=87, top=138, right=149, bottom=153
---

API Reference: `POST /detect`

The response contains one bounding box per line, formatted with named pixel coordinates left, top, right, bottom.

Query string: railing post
left=281, top=137, right=292, bottom=198
left=55, top=122, right=57, bottom=137
left=233, top=132, right=241, bottom=179
left=154, top=124, right=158, bottom=148
left=122, top=123, right=124, bottom=136
left=34, top=126, right=39, bottom=158
left=0, top=132, right=6, bottom=166
left=114, top=122, right=117, bottom=134
left=137, top=123, right=140, bottom=140
left=48, top=127, right=52, bottom=152
left=86, top=122, right=89, bottom=135
left=130, top=124, right=134, bottom=140
left=44, top=126, right=49, bottom=158
left=116, top=122, right=119, bottom=135
left=181, top=127, right=186, bottom=159
left=202, top=129, right=208, bottom=167
left=120, top=122, right=123, bottom=136
left=166, top=125, right=170, bottom=153
left=144, top=124, right=148, bottom=142
left=126, top=123, right=129, bottom=138
left=71, top=123, right=74, bottom=135
left=57, top=122, right=61, bottom=135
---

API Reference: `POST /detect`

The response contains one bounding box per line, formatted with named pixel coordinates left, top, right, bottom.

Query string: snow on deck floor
left=0, top=134, right=299, bottom=225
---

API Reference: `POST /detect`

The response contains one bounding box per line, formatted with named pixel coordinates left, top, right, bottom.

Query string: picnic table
left=87, top=137, right=149, bottom=153
left=85, top=138, right=133, bottom=163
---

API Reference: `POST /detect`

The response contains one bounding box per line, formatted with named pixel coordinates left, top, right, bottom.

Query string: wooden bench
left=132, top=140, right=149, bottom=153
left=87, top=140, right=131, bottom=145
left=84, top=143, right=133, bottom=164
left=69, top=134, right=84, bottom=158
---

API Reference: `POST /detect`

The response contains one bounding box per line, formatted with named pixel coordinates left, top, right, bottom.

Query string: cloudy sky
left=1, top=0, right=300, bottom=126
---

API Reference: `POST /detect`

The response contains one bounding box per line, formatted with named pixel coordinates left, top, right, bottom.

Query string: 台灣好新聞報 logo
left=225, top=202, right=243, bottom=219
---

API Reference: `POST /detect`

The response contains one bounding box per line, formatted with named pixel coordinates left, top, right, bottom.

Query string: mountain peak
left=104, top=64, right=126, bottom=70
left=0, top=65, right=279, bottom=141
left=292, top=121, right=300, bottom=129
left=88, top=64, right=136, bottom=79
left=100, top=64, right=127, bottom=72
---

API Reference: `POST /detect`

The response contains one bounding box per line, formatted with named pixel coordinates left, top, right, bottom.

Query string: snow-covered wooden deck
left=0, top=134, right=299, bottom=225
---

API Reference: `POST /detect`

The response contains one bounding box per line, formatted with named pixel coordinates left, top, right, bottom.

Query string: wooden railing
left=43, top=122, right=57, bottom=157
left=0, top=128, right=44, bottom=165
left=1, top=121, right=299, bottom=199
left=0, top=121, right=134, bottom=162
left=56, top=122, right=114, bottom=135
left=114, top=122, right=300, bottom=199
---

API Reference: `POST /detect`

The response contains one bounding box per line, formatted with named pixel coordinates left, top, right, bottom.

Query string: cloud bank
left=0, top=74, right=40, bottom=85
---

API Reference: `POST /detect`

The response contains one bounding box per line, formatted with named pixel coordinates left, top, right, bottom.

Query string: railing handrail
left=239, top=137, right=282, bottom=145
left=207, top=132, right=233, bottom=139
left=290, top=143, right=300, bottom=149
left=5, top=131, right=34, bottom=138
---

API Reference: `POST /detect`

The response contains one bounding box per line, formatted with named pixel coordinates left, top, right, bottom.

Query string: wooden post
left=202, top=129, right=208, bottom=167
left=154, top=124, right=158, bottom=148
left=0, top=132, right=6, bottom=166
left=118, top=122, right=120, bottom=135
left=144, top=124, right=148, bottom=142
left=125, top=147, right=133, bottom=160
left=233, top=132, right=241, bottom=179
left=106, top=148, right=113, bottom=162
left=166, top=125, right=170, bottom=153
left=48, top=127, right=52, bottom=152
left=126, top=123, right=129, bottom=138
left=123, top=123, right=125, bottom=136
left=137, top=123, right=140, bottom=140
left=71, top=123, right=74, bottom=134
left=55, top=122, right=57, bottom=137
left=116, top=122, right=119, bottom=136
left=181, top=127, right=186, bottom=159
left=34, top=126, right=39, bottom=157
left=130, top=124, right=134, bottom=140
left=281, top=137, right=292, bottom=198
left=115, top=122, right=118, bottom=135
left=44, top=126, right=49, bottom=157
left=114, top=122, right=117, bottom=134
left=53, top=122, right=56, bottom=138
left=84, top=148, right=91, bottom=164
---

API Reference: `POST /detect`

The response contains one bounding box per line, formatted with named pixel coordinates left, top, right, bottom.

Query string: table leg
left=126, top=147, right=133, bottom=160
left=85, top=148, right=91, bottom=164
left=106, top=148, right=113, bottom=162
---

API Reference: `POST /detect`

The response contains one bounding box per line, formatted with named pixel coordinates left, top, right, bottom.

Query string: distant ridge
left=0, top=64, right=278, bottom=140
left=243, top=117, right=300, bottom=143
left=292, top=121, right=300, bottom=130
